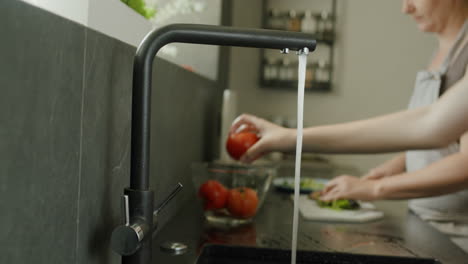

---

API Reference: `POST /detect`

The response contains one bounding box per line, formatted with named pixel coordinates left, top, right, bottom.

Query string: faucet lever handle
left=151, top=183, right=183, bottom=237
left=121, top=195, right=130, bottom=226
left=154, top=183, right=183, bottom=215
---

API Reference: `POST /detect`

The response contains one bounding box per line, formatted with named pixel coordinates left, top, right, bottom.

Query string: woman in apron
left=229, top=0, right=468, bottom=235
left=318, top=1, right=468, bottom=232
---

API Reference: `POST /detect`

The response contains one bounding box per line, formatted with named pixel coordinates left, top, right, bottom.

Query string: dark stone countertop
left=151, top=183, right=468, bottom=264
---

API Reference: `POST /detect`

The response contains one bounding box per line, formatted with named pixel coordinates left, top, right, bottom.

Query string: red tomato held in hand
left=226, top=187, right=259, bottom=219
left=198, top=180, right=228, bottom=210
left=226, top=132, right=259, bottom=160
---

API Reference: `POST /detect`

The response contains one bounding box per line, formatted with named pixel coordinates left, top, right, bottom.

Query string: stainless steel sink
left=196, top=244, right=441, bottom=264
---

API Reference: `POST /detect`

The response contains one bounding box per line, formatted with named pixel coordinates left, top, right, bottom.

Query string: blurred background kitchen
left=16, top=0, right=435, bottom=173
left=225, top=0, right=435, bottom=173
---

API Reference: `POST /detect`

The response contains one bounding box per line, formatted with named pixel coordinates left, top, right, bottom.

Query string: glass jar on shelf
left=287, top=10, right=301, bottom=32
left=279, top=58, right=294, bottom=83
left=263, top=58, right=278, bottom=85
left=301, top=10, right=317, bottom=35
left=262, top=59, right=268, bottom=82
left=289, top=59, right=298, bottom=82
left=267, top=8, right=286, bottom=30
left=316, top=60, right=330, bottom=83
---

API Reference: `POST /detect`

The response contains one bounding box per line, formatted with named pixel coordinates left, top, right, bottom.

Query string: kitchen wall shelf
left=259, top=0, right=337, bottom=92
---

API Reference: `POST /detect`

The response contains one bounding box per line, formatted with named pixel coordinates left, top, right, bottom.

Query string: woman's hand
left=362, top=154, right=406, bottom=180
left=230, top=114, right=295, bottom=163
left=320, top=175, right=379, bottom=201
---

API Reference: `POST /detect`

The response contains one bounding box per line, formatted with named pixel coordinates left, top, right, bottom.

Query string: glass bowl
left=191, top=162, right=276, bottom=226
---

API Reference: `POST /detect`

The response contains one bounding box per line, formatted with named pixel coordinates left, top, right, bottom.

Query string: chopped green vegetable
left=282, top=178, right=325, bottom=190
left=316, top=199, right=360, bottom=210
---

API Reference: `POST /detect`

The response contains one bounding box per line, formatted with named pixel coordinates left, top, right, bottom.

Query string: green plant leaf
left=122, top=0, right=156, bottom=19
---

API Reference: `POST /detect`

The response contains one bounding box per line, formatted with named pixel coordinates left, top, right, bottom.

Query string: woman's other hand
left=362, top=154, right=407, bottom=180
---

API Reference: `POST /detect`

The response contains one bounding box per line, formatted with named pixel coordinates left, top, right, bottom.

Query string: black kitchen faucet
left=110, top=23, right=316, bottom=264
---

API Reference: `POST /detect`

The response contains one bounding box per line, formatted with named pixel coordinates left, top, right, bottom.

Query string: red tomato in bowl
left=226, top=187, right=259, bottom=218
left=226, top=132, right=259, bottom=160
left=198, top=180, right=228, bottom=210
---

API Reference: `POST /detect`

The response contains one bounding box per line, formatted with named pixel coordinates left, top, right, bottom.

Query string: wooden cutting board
left=295, top=195, right=384, bottom=223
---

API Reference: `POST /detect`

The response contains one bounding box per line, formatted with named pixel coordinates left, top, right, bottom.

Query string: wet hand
left=230, top=114, right=295, bottom=163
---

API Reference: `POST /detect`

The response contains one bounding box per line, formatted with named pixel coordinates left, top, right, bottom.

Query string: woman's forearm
left=374, top=152, right=468, bottom=199
left=302, top=107, right=435, bottom=153
left=381, top=153, right=407, bottom=175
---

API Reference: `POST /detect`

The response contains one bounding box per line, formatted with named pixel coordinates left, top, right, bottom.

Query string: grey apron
left=407, top=21, right=468, bottom=226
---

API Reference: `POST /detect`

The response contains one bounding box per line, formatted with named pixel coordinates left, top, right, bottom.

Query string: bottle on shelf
left=301, top=10, right=317, bottom=35
left=318, top=11, right=334, bottom=41
left=287, top=10, right=301, bottom=32
left=278, top=58, right=288, bottom=82
left=305, top=62, right=316, bottom=89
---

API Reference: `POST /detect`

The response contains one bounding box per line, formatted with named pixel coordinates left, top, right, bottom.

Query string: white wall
left=21, top=0, right=151, bottom=46
left=228, top=0, right=437, bottom=173
left=151, top=0, right=222, bottom=80
left=87, top=0, right=152, bottom=47
left=20, top=0, right=222, bottom=80
left=21, top=0, right=89, bottom=25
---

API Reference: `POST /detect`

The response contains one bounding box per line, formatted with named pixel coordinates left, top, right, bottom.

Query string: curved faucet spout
left=115, top=23, right=317, bottom=264
left=130, top=23, right=316, bottom=190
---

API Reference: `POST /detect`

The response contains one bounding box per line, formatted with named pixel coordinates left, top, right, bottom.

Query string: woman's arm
left=320, top=130, right=468, bottom=201
left=374, top=130, right=468, bottom=199
left=232, top=70, right=468, bottom=162
left=302, top=70, right=468, bottom=154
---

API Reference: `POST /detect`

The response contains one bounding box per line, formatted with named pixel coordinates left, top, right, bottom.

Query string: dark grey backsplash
left=0, top=1, right=221, bottom=263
